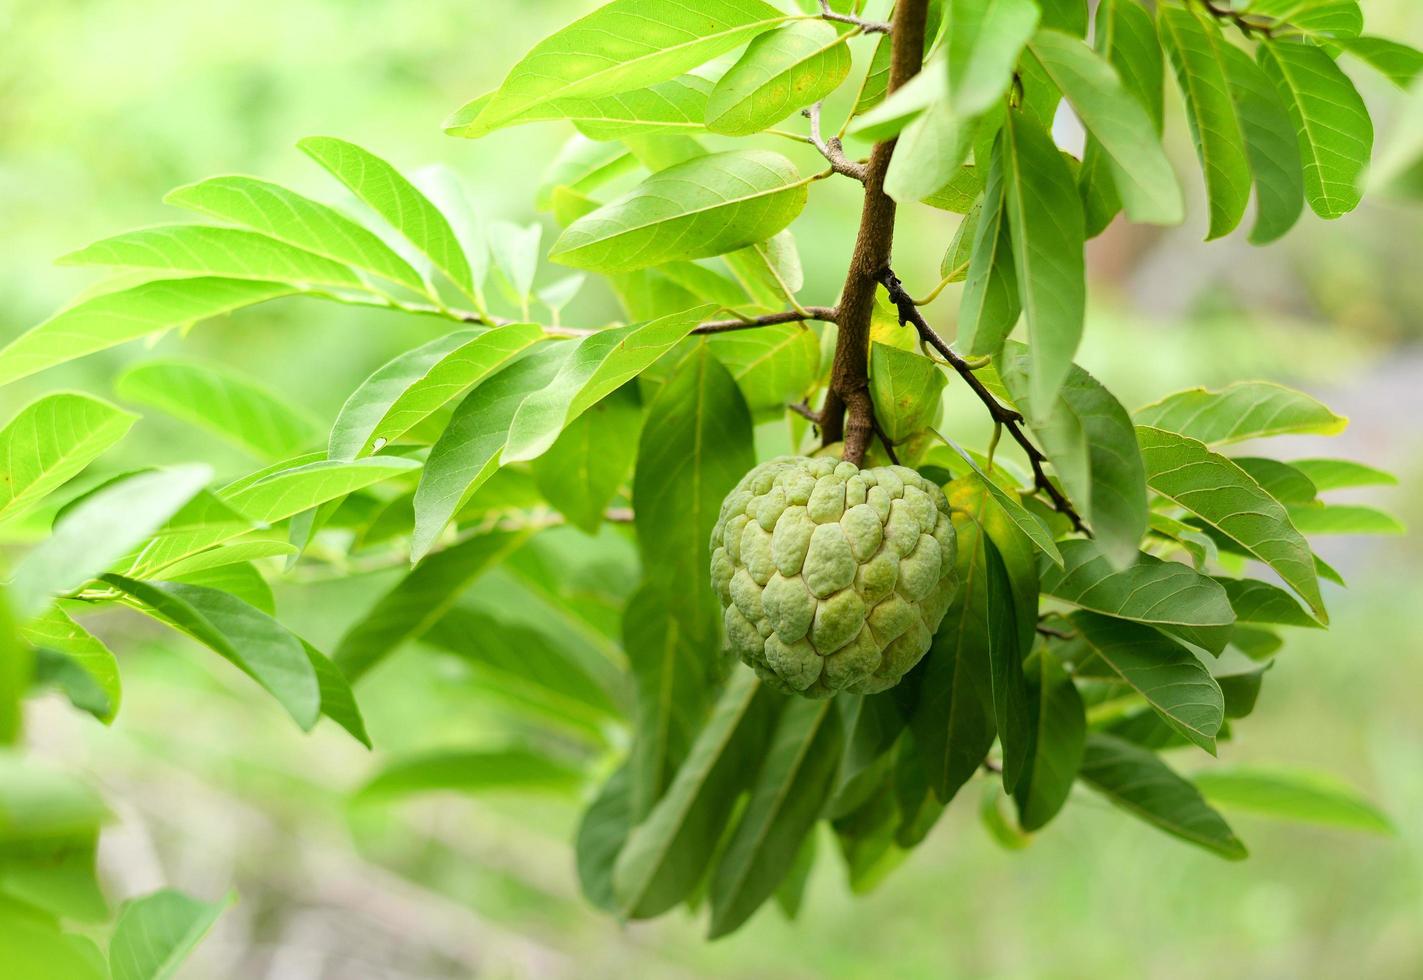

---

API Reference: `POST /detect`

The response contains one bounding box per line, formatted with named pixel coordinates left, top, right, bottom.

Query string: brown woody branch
left=877, top=269, right=1089, bottom=535
left=691, top=306, right=838, bottom=335
left=817, top=0, right=891, bottom=33
left=804, top=103, right=867, bottom=182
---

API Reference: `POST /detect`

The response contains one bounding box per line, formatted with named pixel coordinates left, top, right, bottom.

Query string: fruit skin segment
left=711, top=456, right=959, bottom=698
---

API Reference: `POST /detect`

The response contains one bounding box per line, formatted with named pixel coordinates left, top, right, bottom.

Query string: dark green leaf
left=1013, top=652, right=1086, bottom=831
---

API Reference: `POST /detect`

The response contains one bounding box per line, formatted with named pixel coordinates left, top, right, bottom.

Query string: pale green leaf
left=957, top=149, right=1020, bottom=356
left=706, top=20, right=852, bottom=136
left=0, top=393, right=136, bottom=525
left=1134, top=381, right=1347, bottom=444
left=1289, top=458, right=1396, bottom=491
left=109, top=888, right=231, bottom=980
left=1288, top=504, right=1405, bottom=536
left=530, top=385, right=642, bottom=533
left=446, top=76, right=714, bottom=141
left=869, top=343, right=946, bottom=443
left=536, top=136, right=638, bottom=211
left=707, top=323, right=820, bottom=413
left=21, top=607, right=121, bottom=724
left=1331, top=35, right=1423, bottom=89
left=944, top=0, right=1041, bottom=117
left=220, top=457, right=420, bottom=525
left=355, top=749, right=580, bottom=803
left=1192, top=767, right=1393, bottom=834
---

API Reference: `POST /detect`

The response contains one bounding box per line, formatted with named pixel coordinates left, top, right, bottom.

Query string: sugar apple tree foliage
left=0, top=0, right=1414, bottom=956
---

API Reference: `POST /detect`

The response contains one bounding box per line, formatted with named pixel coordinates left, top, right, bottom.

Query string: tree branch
left=818, top=0, right=891, bottom=33
left=804, top=103, right=867, bottom=183
left=878, top=269, right=1090, bottom=535
left=822, top=0, right=930, bottom=464
left=690, top=306, right=837, bottom=335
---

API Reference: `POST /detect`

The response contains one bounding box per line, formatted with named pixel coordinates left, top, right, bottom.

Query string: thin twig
left=789, top=401, right=824, bottom=425
left=869, top=411, right=900, bottom=465
left=691, top=306, right=838, bottom=334
left=1036, top=625, right=1075, bottom=641
left=818, top=0, right=891, bottom=33
left=803, top=103, right=868, bottom=182
left=877, top=268, right=1090, bottom=534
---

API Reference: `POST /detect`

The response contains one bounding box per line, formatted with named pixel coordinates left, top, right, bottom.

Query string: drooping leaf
left=334, top=530, right=531, bottom=682
left=613, top=673, right=782, bottom=919
left=983, top=536, right=1033, bottom=793
left=1039, top=539, right=1235, bottom=654
left=1220, top=40, right=1306, bottom=244
left=575, top=765, right=635, bottom=912
left=108, top=888, right=232, bottom=980
left=869, top=344, right=946, bottom=444
left=1134, top=381, right=1346, bottom=444
left=550, top=151, right=809, bottom=272
left=328, top=323, right=547, bottom=460
left=530, top=385, right=641, bottom=534
left=302, top=641, right=370, bottom=748
left=943, top=0, right=1042, bottom=117
left=11, top=466, right=212, bottom=620
left=0, top=393, right=136, bottom=526
left=1013, top=651, right=1085, bottom=832
left=0, top=278, right=295, bottom=387
left=464, top=0, right=791, bottom=137
left=708, top=697, right=842, bottom=938
left=115, top=359, right=320, bottom=460
left=297, top=137, right=473, bottom=294
left=354, top=749, right=580, bottom=803
left=706, top=20, right=852, bottom=136
left=1257, top=39, right=1372, bottom=220
left=1191, top=767, right=1393, bottom=834
left=504, top=306, right=712, bottom=463
left=956, top=143, right=1020, bottom=357
left=1331, top=35, right=1423, bottom=89
left=1079, top=733, right=1247, bottom=859
left=21, top=608, right=121, bottom=724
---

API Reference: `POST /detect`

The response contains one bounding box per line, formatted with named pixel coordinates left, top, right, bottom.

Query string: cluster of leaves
left=0, top=0, right=1414, bottom=952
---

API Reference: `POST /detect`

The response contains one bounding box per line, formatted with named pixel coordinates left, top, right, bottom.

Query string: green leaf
left=1331, top=35, right=1423, bottom=89
left=575, top=765, right=634, bottom=911
left=1258, top=40, right=1372, bottom=220
left=1234, top=457, right=1318, bottom=506
left=297, top=137, right=473, bottom=294
left=1040, top=540, right=1235, bottom=654
left=613, top=673, right=782, bottom=919
left=354, top=749, right=580, bottom=803
left=334, top=530, right=531, bottom=682
left=957, top=149, right=1020, bottom=356
left=115, top=359, right=320, bottom=460
left=164, top=175, right=428, bottom=295
left=106, top=577, right=320, bottom=729
left=633, top=344, right=755, bottom=648
left=551, top=151, right=808, bottom=272
left=302, top=641, right=370, bottom=748
left=221, top=457, right=419, bottom=525
left=984, top=535, right=1033, bottom=792
left=1072, top=611, right=1225, bottom=754
left=1138, top=426, right=1323, bottom=621
left=11, top=466, right=211, bottom=620
left=1241, top=0, right=1362, bottom=40
left=708, top=697, right=843, bottom=938
left=1216, top=576, right=1321, bottom=629
left=943, top=0, right=1041, bottom=117
left=412, top=346, right=572, bottom=558
left=725, top=230, right=805, bottom=309
left=1288, top=504, right=1404, bottom=536
left=1289, top=458, right=1396, bottom=491
left=883, top=90, right=974, bottom=205
left=998, top=342, right=1147, bottom=568
left=1192, top=767, right=1393, bottom=834
left=463, top=0, right=790, bottom=137
left=0, top=393, right=136, bottom=525
left=328, top=323, right=547, bottom=461
left=1001, top=109, right=1086, bottom=414
left=1135, top=381, right=1346, bottom=444
left=21, top=608, right=121, bottom=724
left=531, top=385, right=641, bottom=534
left=446, top=76, right=715, bottom=141
left=537, top=137, right=639, bottom=212
left=0, top=278, right=295, bottom=388
left=108, top=888, right=231, bottom=980
left=1013, top=652, right=1086, bottom=832
left=1221, top=40, right=1306, bottom=244
left=706, top=20, right=852, bottom=136
left=707, top=323, right=820, bottom=414
left=1028, top=29, right=1183, bottom=225
left=504, top=306, right=712, bottom=463
left=1158, top=4, right=1253, bottom=240
left=869, top=344, right=946, bottom=443
left=925, top=439, right=1063, bottom=566
left=1080, top=733, right=1246, bottom=858
left=60, top=224, right=363, bottom=289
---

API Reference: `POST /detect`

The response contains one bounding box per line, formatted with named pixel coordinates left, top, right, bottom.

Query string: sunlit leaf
left=1135, top=381, right=1346, bottom=445
left=1192, top=767, right=1393, bottom=834
left=355, top=749, right=580, bottom=803
left=706, top=20, right=852, bottom=136
left=109, top=888, right=231, bottom=980
left=0, top=393, right=136, bottom=526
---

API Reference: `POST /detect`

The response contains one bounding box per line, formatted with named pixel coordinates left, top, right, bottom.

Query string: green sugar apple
left=711, top=456, right=959, bottom=698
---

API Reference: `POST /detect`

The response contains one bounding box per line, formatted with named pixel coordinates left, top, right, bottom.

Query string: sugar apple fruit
left=710, top=456, right=958, bottom=698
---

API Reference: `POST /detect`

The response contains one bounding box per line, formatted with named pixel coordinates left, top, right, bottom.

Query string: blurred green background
left=3, top=0, right=1422, bottom=976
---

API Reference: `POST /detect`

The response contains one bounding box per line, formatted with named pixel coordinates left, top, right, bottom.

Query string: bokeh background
left=3, top=0, right=1421, bottom=976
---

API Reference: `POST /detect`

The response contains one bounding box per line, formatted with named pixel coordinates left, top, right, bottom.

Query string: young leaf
left=1191, top=767, right=1393, bottom=834
left=115, top=359, right=320, bottom=461
left=1136, top=427, right=1323, bottom=626
left=550, top=151, right=809, bottom=272
left=333, top=530, right=531, bottom=681
left=220, top=457, right=420, bottom=525
left=0, top=393, right=136, bottom=526
left=1135, top=381, right=1346, bottom=444
left=354, top=749, right=580, bottom=803
left=1158, top=4, right=1253, bottom=240
left=1071, top=611, right=1225, bottom=754
left=1013, top=652, right=1086, bottom=832
left=11, top=466, right=212, bottom=620
left=297, top=137, right=473, bottom=294
left=1039, top=539, right=1235, bottom=654
left=706, top=20, right=852, bottom=136
left=21, top=608, right=121, bottom=725
left=109, top=888, right=231, bottom=980
left=504, top=305, right=712, bottom=463
left=105, top=577, right=321, bottom=730
left=997, top=342, right=1147, bottom=568
left=869, top=344, right=946, bottom=444
left=1001, top=109, right=1086, bottom=415
left=60, top=225, right=363, bottom=289
left=536, top=136, right=639, bottom=211
left=464, top=0, right=791, bottom=137
left=708, top=697, right=843, bottom=938
left=446, top=77, right=715, bottom=141
left=328, top=323, right=547, bottom=460
left=531, top=385, right=641, bottom=534
left=1027, top=29, right=1183, bottom=225
left=1079, top=733, right=1247, bottom=859
left=0, top=278, right=295, bottom=387
left=164, top=175, right=428, bottom=295
left=613, top=673, right=782, bottom=918
left=1258, top=40, right=1373, bottom=220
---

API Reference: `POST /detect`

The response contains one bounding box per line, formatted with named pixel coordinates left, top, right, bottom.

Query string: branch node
left=818, top=0, right=891, bottom=33
left=805, top=103, right=868, bottom=182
